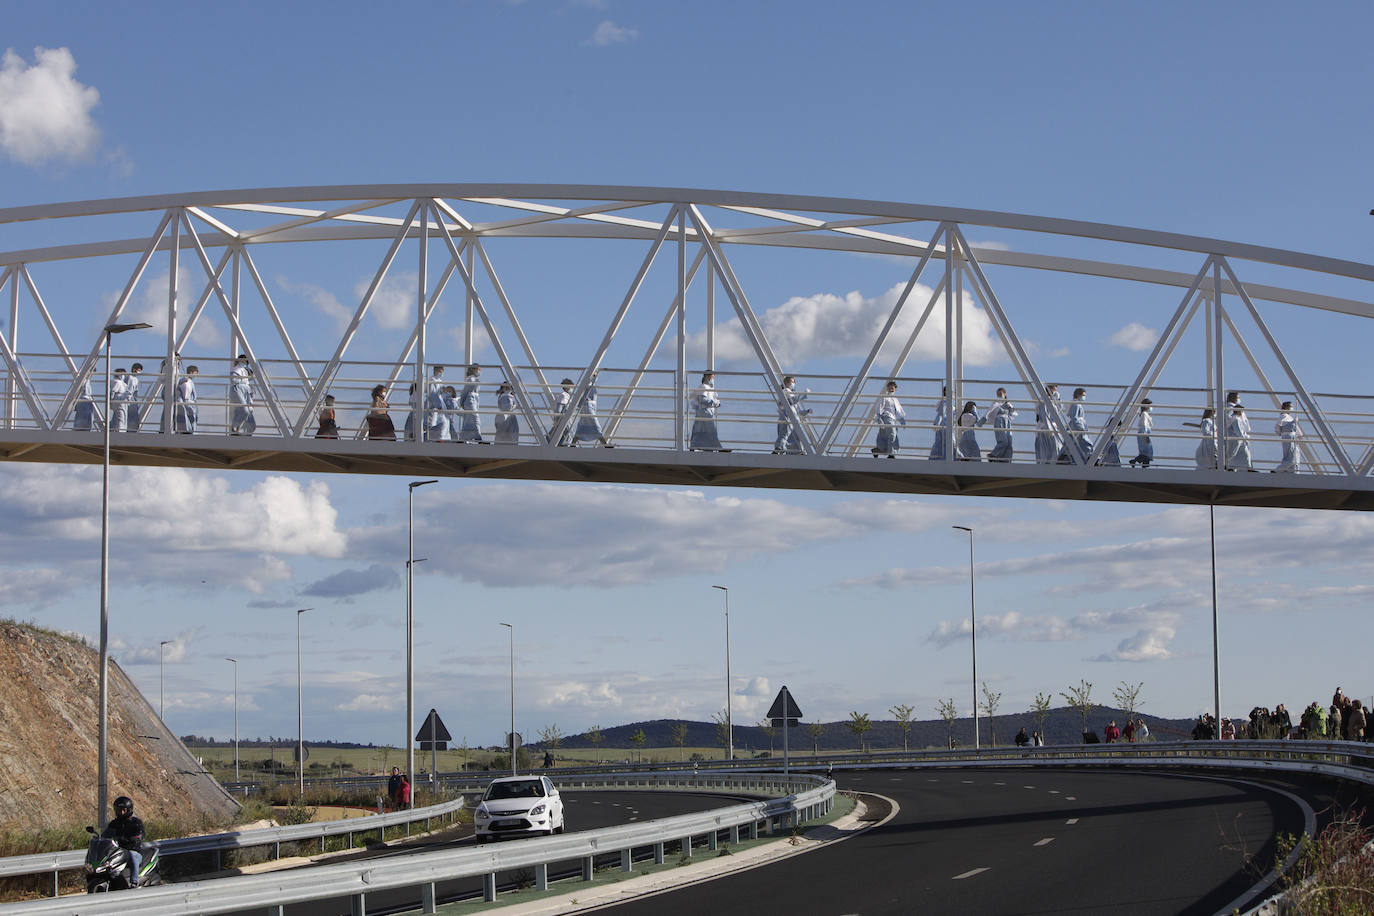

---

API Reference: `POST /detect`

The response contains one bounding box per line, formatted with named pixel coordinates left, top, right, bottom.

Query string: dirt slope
left=0, top=621, right=239, bottom=831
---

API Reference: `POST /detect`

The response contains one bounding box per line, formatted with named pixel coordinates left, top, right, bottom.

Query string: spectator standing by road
left=1122, top=719, right=1137, bottom=743
left=1135, top=718, right=1149, bottom=742
left=399, top=775, right=411, bottom=808
left=1014, top=727, right=1030, bottom=747
left=872, top=380, right=905, bottom=458
left=1104, top=720, right=1121, bottom=743
left=1348, top=701, right=1367, bottom=742
left=387, top=767, right=403, bottom=808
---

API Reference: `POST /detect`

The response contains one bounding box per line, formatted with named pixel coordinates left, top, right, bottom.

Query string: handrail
left=0, top=773, right=833, bottom=915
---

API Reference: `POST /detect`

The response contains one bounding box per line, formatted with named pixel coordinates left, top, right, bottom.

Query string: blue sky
left=2, top=1, right=1372, bottom=747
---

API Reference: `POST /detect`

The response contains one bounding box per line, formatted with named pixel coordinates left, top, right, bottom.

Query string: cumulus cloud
left=302, top=564, right=400, bottom=600
left=586, top=20, right=638, bottom=46
left=357, top=270, right=418, bottom=331
left=116, top=626, right=203, bottom=665
left=1090, top=626, right=1177, bottom=662
left=116, top=267, right=224, bottom=350
left=338, top=693, right=397, bottom=712
left=278, top=276, right=351, bottom=332
left=926, top=602, right=1184, bottom=662
left=1106, top=322, right=1158, bottom=352
left=688, top=282, right=1001, bottom=370
left=0, top=47, right=102, bottom=166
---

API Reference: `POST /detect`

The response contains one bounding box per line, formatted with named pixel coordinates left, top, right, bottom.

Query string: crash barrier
left=0, top=772, right=834, bottom=915
left=0, top=796, right=467, bottom=898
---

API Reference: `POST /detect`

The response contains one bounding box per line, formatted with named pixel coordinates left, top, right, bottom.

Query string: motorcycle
left=83, top=826, right=161, bottom=892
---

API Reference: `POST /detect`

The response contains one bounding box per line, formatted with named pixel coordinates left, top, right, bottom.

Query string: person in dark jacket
left=387, top=767, right=403, bottom=808
left=102, top=796, right=148, bottom=886
left=1014, top=727, right=1030, bottom=747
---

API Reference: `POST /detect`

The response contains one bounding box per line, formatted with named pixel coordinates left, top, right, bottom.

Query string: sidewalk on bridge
left=455, top=793, right=884, bottom=915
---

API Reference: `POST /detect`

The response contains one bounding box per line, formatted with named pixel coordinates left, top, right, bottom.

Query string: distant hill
left=543, top=707, right=1197, bottom=755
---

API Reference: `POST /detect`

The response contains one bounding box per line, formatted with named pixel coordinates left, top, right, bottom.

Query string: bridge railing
left=0, top=771, right=834, bottom=915
left=4, top=355, right=1368, bottom=478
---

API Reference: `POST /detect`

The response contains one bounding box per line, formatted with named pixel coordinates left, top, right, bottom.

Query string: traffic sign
left=766, top=686, right=802, bottom=720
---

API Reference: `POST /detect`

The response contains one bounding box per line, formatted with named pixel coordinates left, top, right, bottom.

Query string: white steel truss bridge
left=0, top=184, right=1371, bottom=510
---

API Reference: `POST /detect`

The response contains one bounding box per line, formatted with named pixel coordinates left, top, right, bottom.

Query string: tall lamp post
left=952, top=526, right=979, bottom=750
left=712, top=585, right=733, bottom=761
left=159, top=640, right=172, bottom=720
left=1209, top=505, right=1221, bottom=740
left=406, top=479, right=437, bottom=807
left=296, top=607, right=314, bottom=799
left=499, top=622, right=515, bottom=775
left=226, top=657, right=239, bottom=782
left=96, top=320, right=152, bottom=829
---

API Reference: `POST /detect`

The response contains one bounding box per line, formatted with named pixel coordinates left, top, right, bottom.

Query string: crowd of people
left=1189, top=688, right=1371, bottom=741
left=70, top=361, right=1310, bottom=472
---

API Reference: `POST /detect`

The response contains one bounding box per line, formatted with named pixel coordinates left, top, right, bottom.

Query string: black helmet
left=113, top=796, right=133, bottom=816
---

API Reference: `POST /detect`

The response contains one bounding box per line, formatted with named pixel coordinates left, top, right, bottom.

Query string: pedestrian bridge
left=0, top=184, right=1370, bottom=510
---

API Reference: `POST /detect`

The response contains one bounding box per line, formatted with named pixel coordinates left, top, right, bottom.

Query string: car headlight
left=530, top=804, right=546, bottom=816
left=475, top=806, right=490, bottom=820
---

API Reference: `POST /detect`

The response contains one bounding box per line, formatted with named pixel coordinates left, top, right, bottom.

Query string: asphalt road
left=598, top=767, right=1312, bottom=916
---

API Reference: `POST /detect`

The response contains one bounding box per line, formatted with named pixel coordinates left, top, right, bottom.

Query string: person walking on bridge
left=1129, top=399, right=1154, bottom=467
left=929, top=386, right=950, bottom=460
left=872, top=380, right=905, bottom=458
left=573, top=370, right=612, bottom=446
left=1190, top=408, right=1218, bottom=469
left=956, top=401, right=982, bottom=460
left=1058, top=387, right=1094, bottom=463
left=427, top=365, right=448, bottom=441
left=1226, top=403, right=1253, bottom=470
left=1274, top=402, right=1303, bottom=473
left=174, top=365, right=198, bottom=434
left=772, top=375, right=810, bottom=455
left=982, top=388, right=1017, bottom=462
left=494, top=380, right=519, bottom=445
left=126, top=363, right=144, bottom=431
left=458, top=364, right=486, bottom=443
left=1034, top=384, right=1062, bottom=464
left=109, top=368, right=130, bottom=432
left=690, top=370, right=724, bottom=451
left=549, top=378, right=574, bottom=446
left=229, top=354, right=257, bottom=436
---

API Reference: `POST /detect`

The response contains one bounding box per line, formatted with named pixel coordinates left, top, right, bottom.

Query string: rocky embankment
left=0, top=621, right=239, bottom=831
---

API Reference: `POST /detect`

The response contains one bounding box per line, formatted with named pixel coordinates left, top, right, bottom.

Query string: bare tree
left=538, top=724, right=564, bottom=750
left=1113, top=681, right=1144, bottom=719
left=1030, top=692, right=1053, bottom=741
left=890, top=703, right=916, bottom=751
left=670, top=722, right=690, bottom=761
left=711, top=709, right=730, bottom=755
left=937, top=698, right=959, bottom=748
left=806, top=721, right=826, bottom=756
left=1061, top=679, right=1098, bottom=739
left=629, top=728, right=647, bottom=763
left=846, top=711, right=873, bottom=752
left=980, top=683, right=1003, bottom=746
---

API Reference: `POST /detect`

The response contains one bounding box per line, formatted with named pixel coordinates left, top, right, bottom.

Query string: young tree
left=937, top=698, right=959, bottom=748
left=846, top=711, right=873, bottom=752
left=629, top=728, right=647, bottom=763
left=670, top=721, right=690, bottom=761
left=1112, top=681, right=1144, bottom=719
left=757, top=719, right=777, bottom=755
left=1030, top=692, right=1053, bottom=741
left=890, top=703, right=915, bottom=751
left=711, top=709, right=731, bottom=755
left=806, top=721, right=826, bottom=756
left=538, top=724, right=564, bottom=750
left=1061, top=679, right=1098, bottom=739
left=587, top=724, right=605, bottom=759
left=980, top=683, right=1003, bottom=746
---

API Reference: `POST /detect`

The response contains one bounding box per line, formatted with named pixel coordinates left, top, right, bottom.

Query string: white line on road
left=1023, top=785, right=1035, bottom=789
left=994, top=781, right=1006, bottom=785
left=1066, top=796, right=1077, bottom=801
left=1066, top=818, right=1079, bottom=825
left=953, top=867, right=990, bottom=880
left=1049, top=789, right=1060, bottom=794
left=1034, top=837, right=1055, bottom=846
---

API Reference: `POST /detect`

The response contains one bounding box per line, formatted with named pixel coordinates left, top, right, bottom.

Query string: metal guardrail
left=0, top=796, right=466, bottom=895
left=0, top=772, right=834, bottom=916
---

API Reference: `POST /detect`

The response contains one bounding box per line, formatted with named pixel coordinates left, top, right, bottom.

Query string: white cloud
left=356, top=270, right=418, bottom=331
left=116, top=626, right=203, bottom=665
left=688, top=282, right=1001, bottom=370
left=1049, top=347, right=1071, bottom=358
left=0, top=47, right=102, bottom=166
left=1106, top=321, right=1158, bottom=352
left=338, top=694, right=397, bottom=712
left=1090, top=626, right=1177, bottom=662
left=586, top=20, right=638, bottom=46
left=278, top=276, right=351, bottom=332
left=118, top=267, right=225, bottom=350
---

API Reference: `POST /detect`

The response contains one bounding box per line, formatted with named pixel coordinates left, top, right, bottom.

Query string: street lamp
left=952, top=526, right=978, bottom=750
left=296, top=607, right=314, bottom=799
left=226, top=658, right=239, bottom=782
left=159, top=640, right=171, bottom=720
left=499, top=622, right=515, bottom=776
left=97, top=320, right=152, bottom=828
left=1209, top=505, right=1221, bottom=740
left=406, top=480, right=437, bottom=808
left=712, top=585, right=732, bottom=762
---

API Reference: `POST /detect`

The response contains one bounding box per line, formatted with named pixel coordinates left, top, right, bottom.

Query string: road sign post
left=767, top=686, right=803, bottom=777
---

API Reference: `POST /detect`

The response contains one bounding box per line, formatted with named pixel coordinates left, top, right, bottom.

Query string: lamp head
left=105, top=322, right=153, bottom=335
left=410, top=479, right=438, bottom=490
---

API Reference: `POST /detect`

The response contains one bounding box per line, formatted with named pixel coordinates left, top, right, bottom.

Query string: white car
left=473, top=775, right=566, bottom=840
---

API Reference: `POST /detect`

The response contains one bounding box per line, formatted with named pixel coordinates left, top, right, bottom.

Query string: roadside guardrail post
left=708, top=829, right=718, bottom=851
left=680, top=836, right=692, bottom=858
left=50, top=869, right=57, bottom=897
left=483, top=872, right=497, bottom=902
left=535, top=862, right=548, bottom=891
left=620, top=848, right=633, bottom=872
left=351, top=891, right=366, bottom=916
left=422, top=882, right=437, bottom=913
left=748, top=820, right=759, bottom=840
left=653, top=841, right=665, bottom=864
left=729, top=824, right=740, bottom=844
left=581, top=855, right=594, bottom=881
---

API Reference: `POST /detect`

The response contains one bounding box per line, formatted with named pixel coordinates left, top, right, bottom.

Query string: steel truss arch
left=1, top=184, right=1371, bottom=510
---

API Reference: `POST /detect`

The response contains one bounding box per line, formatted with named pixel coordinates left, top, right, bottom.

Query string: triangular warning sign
left=766, top=686, right=802, bottom=720
left=415, top=708, right=452, bottom=743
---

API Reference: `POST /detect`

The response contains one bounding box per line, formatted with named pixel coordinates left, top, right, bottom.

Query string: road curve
left=598, top=767, right=1309, bottom=916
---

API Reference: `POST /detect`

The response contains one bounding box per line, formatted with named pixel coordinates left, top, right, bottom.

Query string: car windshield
left=485, top=780, right=545, bottom=801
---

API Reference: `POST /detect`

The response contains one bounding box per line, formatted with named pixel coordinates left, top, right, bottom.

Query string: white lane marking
left=953, top=867, right=990, bottom=880
left=1034, top=837, right=1055, bottom=846
left=1066, top=818, right=1079, bottom=825
left=1049, top=790, right=1060, bottom=794
left=889, top=778, right=903, bottom=781
left=1023, top=785, right=1036, bottom=789
left=994, top=781, right=1006, bottom=786
left=1066, top=796, right=1077, bottom=801
left=961, top=780, right=974, bottom=784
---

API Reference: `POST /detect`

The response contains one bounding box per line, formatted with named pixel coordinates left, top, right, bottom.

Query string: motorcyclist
left=102, top=797, right=147, bottom=886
